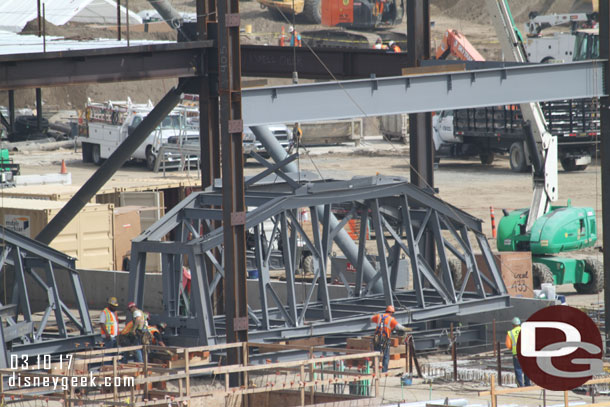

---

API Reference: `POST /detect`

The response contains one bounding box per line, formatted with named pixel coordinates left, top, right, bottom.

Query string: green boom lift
left=486, top=0, right=602, bottom=294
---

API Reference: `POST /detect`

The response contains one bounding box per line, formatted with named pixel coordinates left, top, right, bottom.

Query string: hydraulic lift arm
left=485, top=0, right=558, bottom=231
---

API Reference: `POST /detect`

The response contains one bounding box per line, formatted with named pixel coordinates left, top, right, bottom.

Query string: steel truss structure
left=0, top=227, right=96, bottom=368
left=129, top=173, right=510, bottom=346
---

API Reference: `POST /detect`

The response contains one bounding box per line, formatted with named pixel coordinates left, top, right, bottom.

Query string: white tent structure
left=0, top=0, right=142, bottom=33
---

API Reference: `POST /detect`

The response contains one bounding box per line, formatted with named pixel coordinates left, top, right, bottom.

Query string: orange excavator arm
left=435, top=29, right=486, bottom=61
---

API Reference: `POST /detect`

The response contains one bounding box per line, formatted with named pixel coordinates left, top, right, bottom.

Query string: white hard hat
left=512, top=317, right=521, bottom=325
left=289, top=26, right=294, bottom=33
left=389, top=40, right=395, bottom=46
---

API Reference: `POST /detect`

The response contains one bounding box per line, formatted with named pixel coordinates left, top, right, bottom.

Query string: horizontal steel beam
left=241, top=60, right=606, bottom=125
left=0, top=42, right=409, bottom=90
left=0, top=42, right=211, bottom=90
left=10, top=334, right=100, bottom=357
left=241, top=45, right=409, bottom=79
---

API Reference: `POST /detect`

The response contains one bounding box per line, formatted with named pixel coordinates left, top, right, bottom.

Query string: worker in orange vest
left=388, top=41, right=401, bottom=52
left=99, top=297, right=119, bottom=348
left=148, top=323, right=167, bottom=346
left=371, top=305, right=408, bottom=372
left=289, top=26, right=301, bottom=47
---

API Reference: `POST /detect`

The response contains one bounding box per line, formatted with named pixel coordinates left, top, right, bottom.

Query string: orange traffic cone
left=60, top=159, right=67, bottom=174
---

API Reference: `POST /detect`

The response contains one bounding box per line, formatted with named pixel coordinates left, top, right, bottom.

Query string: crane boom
left=485, top=0, right=558, bottom=231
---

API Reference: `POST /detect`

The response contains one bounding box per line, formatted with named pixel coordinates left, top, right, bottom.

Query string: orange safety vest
left=148, top=326, right=160, bottom=345
left=103, top=308, right=117, bottom=336
left=374, top=313, right=394, bottom=338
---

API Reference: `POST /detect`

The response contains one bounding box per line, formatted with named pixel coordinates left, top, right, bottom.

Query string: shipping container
left=0, top=198, right=114, bottom=270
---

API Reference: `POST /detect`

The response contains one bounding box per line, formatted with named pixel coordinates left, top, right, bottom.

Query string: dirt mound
left=20, top=18, right=176, bottom=41
left=432, top=0, right=583, bottom=24
left=20, top=18, right=72, bottom=37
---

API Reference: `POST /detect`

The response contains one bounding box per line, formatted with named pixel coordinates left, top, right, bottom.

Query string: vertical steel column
left=217, top=0, right=248, bottom=383
left=600, top=0, right=610, bottom=352
left=36, top=88, right=42, bottom=131
left=116, top=0, right=122, bottom=41
left=8, top=90, right=14, bottom=133
left=406, top=0, right=435, bottom=268
left=199, top=0, right=224, bottom=315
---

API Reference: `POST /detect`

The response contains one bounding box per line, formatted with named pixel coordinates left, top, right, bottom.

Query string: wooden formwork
left=0, top=342, right=383, bottom=407
left=480, top=375, right=610, bottom=407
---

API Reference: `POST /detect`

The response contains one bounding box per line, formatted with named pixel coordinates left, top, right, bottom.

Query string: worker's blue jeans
left=513, top=355, right=531, bottom=387
left=103, top=336, right=117, bottom=349
left=374, top=343, right=390, bottom=372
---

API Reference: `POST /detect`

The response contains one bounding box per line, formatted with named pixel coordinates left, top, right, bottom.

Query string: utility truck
left=79, top=98, right=199, bottom=170
left=432, top=100, right=598, bottom=172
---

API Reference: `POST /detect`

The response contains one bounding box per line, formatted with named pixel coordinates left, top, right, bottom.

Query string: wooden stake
left=496, top=341, right=502, bottom=386
left=374, top=355, right=380, bottom=397
left=116, top=0, right=121, bottom=41
left=309, top=347, right=314, bottom=404
left=143, top=345, right=149, bottom=400
left=42, top=4, right=46, bottom=53
left=300, top=364, right=305, bottom=407
left=37, top=0, right=41, bottom=36
left=113, top=357, right=118, bottom=402
left=241, top=343, right=248, bottom=407
left=543, top=389, right=546, bottom=407
left=490, top=374, right=497, bottom=407
left=564, top=390, right=569, bottom=407
left=405, top=336, right=410, bottom=374
left=125, top=0, right=130, bottom=46
left=185, top=348, right=191, bottom=407
left=451, top=323, right=457, bottom=381
left=493, top=319, right=497, bottom=357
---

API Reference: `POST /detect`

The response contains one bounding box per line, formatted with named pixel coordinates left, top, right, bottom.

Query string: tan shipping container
left=0, top=198, right=114, bottom=270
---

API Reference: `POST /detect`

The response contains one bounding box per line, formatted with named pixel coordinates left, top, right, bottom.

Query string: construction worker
left=506, top=317, right=531, bottom=387
left=148, top=323, right=167, bottom=346
left=388, top=41, right=401, bottom=52
left=293, top=123, right=302, bottom=148
left=289, top=26, right=301, bottom=47
left=371, top=305, right=408, bottom=372
left=373, top=38, right=388, bottom=50
left=127, top=301, right=148, bottom=363
left=99, top=297, right=119, bottom=348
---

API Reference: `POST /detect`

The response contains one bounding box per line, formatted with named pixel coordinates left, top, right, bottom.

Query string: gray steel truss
left=0, top=227, right=96, bottom=368
left=241, top=60, right=605, bottom=125
left=128, top=173, right=510, bottom=346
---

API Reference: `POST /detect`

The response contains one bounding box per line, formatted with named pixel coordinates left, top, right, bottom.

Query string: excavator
left=258, top=0, right=406, bottom=48
left=487, top=0, right=602, bottom=293
left=435, top=29, right=485, bottom=62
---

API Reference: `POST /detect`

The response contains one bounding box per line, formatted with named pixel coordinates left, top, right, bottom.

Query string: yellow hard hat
left=107, top=297, right=119, bottom=307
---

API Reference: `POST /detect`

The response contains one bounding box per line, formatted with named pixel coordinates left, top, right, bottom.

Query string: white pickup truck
left=79, top=99, right=199, bottom=170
